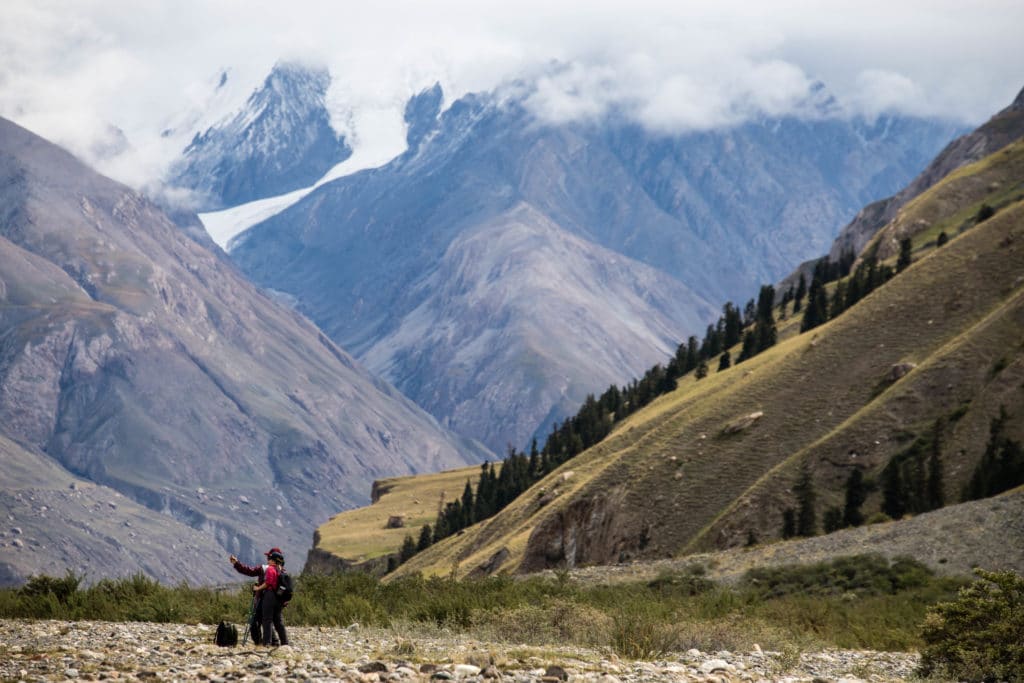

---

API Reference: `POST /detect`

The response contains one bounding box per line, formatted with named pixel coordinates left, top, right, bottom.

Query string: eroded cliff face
left=519, top=488, right=653, bottom=572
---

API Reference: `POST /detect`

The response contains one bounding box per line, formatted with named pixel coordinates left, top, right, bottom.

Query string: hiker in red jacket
left=229, top=547, right=282, bottom=646
left=253, top=549, right=288, bottom=646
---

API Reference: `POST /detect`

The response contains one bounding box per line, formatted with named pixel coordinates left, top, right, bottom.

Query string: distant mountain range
left=195, top=65, right=966, bottom=452
left=0, top=117, right=487, bottom=586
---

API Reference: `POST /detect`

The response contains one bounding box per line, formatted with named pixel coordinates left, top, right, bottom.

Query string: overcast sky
left=2, top=0, right=1022, bottom=189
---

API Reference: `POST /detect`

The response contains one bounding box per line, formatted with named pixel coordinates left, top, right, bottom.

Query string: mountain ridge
left=0, top=116, right=487, bottom=586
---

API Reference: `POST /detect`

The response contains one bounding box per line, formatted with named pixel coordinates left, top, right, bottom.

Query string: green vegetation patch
left=919, top=569, right=1024, bottom=681
left=1, top=555, right=976, bottom=657
left=741, top=554, right=935, bottom=599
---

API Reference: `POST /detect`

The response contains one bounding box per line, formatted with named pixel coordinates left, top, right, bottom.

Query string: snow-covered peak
left=167, top=61, right=351, bottom=211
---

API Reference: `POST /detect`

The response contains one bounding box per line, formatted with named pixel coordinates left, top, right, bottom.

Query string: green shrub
left=866, top=511, right=892, bottom=525
left=919, top=569, right=1024, bottom=681
left=610, top=604, right=681, bottom=660
left=976, top=204, right=996, bottom=222
left=646, top=570, right=715, bottom=596
left=742, top=554, right=932, bottom=599
left=19, top=571, right=82, bottom=605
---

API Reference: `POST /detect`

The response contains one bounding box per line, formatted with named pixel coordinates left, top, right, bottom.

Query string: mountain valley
left=208, top=70, right=965, bottom=452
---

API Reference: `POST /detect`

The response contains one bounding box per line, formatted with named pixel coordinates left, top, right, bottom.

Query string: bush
left=471, top=599, right=612, bottom=647
left=610, top=604, right=681, bottom=660
left=646, top=570, right=715, bottom=596
left=919, top=569, right=1024, bottom=681
left=742, top=554, right=932, bottom=599
left=20, top=571, right=83, bottom=605
left=976, top=204, right=996, bottom=222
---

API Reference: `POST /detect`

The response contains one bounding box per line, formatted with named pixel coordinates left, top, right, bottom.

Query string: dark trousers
left=260, top=590, right=287, bottom=646
left=248, top=595, right=279, bottom=645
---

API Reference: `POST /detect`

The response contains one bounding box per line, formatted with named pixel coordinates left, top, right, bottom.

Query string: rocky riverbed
left=0, top=620, right=921, bottom=682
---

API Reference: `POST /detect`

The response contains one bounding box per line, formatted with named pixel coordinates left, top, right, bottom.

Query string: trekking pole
left=241, top=593, right=257, bottom=645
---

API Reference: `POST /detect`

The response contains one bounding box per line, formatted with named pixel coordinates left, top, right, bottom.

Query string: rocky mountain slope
left=0, top=433, right=238, bottom=586
left=168, top=62, right=351, bottom=211
left=227, top=81, right=962, bottom=452
left=551, top=487, right=1024, bottom=586
left=0, top=117, right=487, bottom=586
left=381, top=124, right=1024, bottom=580
left=832, top=85, right=1024, bottom=259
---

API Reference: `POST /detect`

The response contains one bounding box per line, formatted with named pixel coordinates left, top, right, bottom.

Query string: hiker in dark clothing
left=253, top=550, right=288, bottom=646
left=229, top=547, right=282, bottom=645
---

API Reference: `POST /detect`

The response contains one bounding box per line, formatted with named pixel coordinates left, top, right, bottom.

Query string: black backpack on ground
left=215, top=621, right=238, bottom=646
left=275, top=570, right=294, bottom=602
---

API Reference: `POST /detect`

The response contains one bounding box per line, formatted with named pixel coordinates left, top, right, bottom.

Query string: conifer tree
left=823, top=507, right=843, bottom=533
left=781, top=508, right=796, bottom=539
left=685, top=336, right=700, bottom=374
left=718, top=350, right=731, bottom=372
left=461, top=479, right=475, bottom=527
left=801, top=277, right=829, bottom=332
left=723, top=302, right=743, bottom=348
left=829, top=280, right=847, bottom=319
left=432, top=512, right=449, bottom=543
left=897, top=237, right=913, bottom=272
left=399, top=534, right=417, bottom=564
left=700, top=324, right=722, bottom=359
left=927, top=418, right=946, bottom=510
left=743, top=298, right=757, bottom=327
left=794, top=464, right=817, bottom=537
left=416, top=524, right=433, bottom=552
left=695, top=360, right=708, bottom=380
left=882, top=460, right=906, bottom=519
left=737, top=330, right=757, bottom=362
left=754, top=284, right=777, bottom=352
left=964, top=406, right=1024, bottom=501
left=794, top=273, right=807, bottom=312
left=843, top=468, right=866, bottom=527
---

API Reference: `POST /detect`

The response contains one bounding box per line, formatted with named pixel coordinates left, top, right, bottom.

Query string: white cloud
left=1, top=0, right=1022, bottom=189
left=850, top=70, right=929, bottom=119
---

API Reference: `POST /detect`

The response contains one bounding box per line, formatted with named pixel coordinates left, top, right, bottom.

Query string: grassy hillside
left=312, top=464, right=491, bottom=570
left=315, top=139, right=1024, bottom=581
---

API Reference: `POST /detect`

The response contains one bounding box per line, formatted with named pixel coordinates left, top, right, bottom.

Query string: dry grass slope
left=314, top=464, right=491, bottom=567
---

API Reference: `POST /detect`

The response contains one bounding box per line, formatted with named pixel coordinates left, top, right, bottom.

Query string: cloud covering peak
left=2, top=0, right=1022, bottom=189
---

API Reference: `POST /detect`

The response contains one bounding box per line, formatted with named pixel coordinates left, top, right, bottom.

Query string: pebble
left=0, top=619, right=920, bottom=681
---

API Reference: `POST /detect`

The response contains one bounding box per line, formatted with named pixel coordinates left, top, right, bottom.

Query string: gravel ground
left=0, top=620, right=922, bottom=682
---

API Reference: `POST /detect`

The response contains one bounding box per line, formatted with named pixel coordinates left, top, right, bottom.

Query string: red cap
left=264, top=546, right=282, bottom=556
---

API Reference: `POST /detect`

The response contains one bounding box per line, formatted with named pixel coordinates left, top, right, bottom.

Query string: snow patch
left=199, top=105, right=408, bottom=250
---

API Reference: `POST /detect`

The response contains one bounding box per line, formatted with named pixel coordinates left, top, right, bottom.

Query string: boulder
left=890, top=362, right=917, bottom=380
left=722, top=411, right=764, bottom=435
